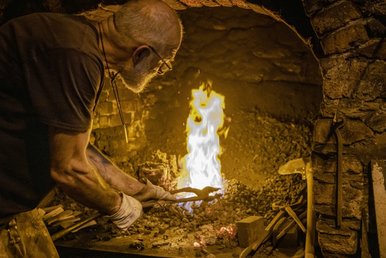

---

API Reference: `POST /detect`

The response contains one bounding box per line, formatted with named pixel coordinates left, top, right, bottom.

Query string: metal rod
left=334, top=123, right=343, bottom=228
left=51, top=213, right=100, bottom=241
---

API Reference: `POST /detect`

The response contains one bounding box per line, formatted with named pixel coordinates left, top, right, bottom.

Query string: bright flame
left=178, top=83, right=226, bottom=193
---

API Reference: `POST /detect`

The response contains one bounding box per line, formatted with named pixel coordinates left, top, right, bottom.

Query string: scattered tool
left=142, top=186, right=221, bottom=208
left=171, top=186, right=221, bottom=202
left=239, top=195, right=307, bottom=258
left=285, top=206, right=306, bottom=233
left=332, top=116, right=344, bottom=228
left=51, top=212, right=100, bottom=241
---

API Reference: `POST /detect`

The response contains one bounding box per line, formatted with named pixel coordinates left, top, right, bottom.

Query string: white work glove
left=134, top=179, right=176, bottom=202
left=146, top=179, right=176, bottom=200
left=105, top=193, right=143, bottom=230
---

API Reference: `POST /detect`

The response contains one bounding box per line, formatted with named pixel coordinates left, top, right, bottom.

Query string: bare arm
left=86, top=144, right=176, bottom=202
left=49, top=127, right=121, bottom=215
left=86, top=144, right=146, bottom=196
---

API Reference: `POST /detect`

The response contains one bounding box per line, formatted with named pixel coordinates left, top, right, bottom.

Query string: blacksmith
left=0, top=0, right=182, bottom=256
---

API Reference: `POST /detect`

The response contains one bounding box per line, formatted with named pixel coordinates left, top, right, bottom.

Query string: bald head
left=114, top=0, right=182, bottom=57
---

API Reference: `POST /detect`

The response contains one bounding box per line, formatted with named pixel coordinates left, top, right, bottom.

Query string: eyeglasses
left=148, top=45, right=172, bottom=75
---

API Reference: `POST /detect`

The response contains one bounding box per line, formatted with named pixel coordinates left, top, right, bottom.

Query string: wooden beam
left=371, top=160, right=386, bottom=258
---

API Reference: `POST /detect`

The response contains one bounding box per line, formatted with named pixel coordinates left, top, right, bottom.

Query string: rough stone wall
left=302, top=0, right=386, bottom=256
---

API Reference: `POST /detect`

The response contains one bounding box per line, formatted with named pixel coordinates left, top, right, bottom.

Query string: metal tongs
left=142, top=186, right=221, bottom=208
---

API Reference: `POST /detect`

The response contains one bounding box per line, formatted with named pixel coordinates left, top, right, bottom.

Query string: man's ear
left=132, top=45, right=151, bottom=66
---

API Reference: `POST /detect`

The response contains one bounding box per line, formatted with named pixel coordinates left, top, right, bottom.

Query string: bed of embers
left=41, top=170, right=306, bottom=258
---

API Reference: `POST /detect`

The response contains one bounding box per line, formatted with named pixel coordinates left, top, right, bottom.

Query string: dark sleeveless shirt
left=0, top=13, right=104, bottom=217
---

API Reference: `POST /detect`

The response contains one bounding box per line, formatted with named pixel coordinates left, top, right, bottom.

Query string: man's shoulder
left=4, top=12, right=101, bottom=61
left=3, top=12, right=78, bottom=28
left=4, top=12, right=96, bottom=41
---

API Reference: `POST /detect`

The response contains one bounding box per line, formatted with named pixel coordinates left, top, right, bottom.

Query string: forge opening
left=93, top=6, right=323, bottom=189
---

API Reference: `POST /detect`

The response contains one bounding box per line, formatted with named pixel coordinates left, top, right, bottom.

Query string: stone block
left=302, top=0, right=333, bottom=16
left=343, top=185, right=365, bottom=218
left=357, top=39, right=386, bottom=60
left=163, top=0, right=188, bottom=10
left=322, top=21, right=369, bottom=55
left=236, top=216, right=265, bottom=247
left=339, top=102, right=380, bottom=120
left=93, top=115, right=109, bottom=129
left=313, top=119, right=374, bottom=145
left=109, top=114, right=124, bottom=128
left=312, top=153, right=363, bottom=175
left=314, top=203, right=335, bottom=217
left=346, top=157, right=364, bottom=174
left=311, top=1, right=362, bottom=35
left=117, top=87, right=139, bottom=101
left=214, top=0, right=233, bottom=7
left=179, top=0, right=203, bottom=7
left=317, top=217, right=361, bottom=231
left=320, top=56, right=368, bottom=99
left=98, top=88, right=110, bottom=101
left=312, top=153, right=336, bottom=173
left=374, top=133, right=386, bottom=157
left=320, top=98, right=340, bottom=118
left=368, top=2, right=386, bottom=16
left=317, top=228, right=358, bottom=255
left=313, top=119, right=334, bottom=144
left=355, top=60, right=386, bottom=101
left=314, top=172, right=335, bottom=184
left=123, top=112, right=134, bottom=125
left=121, top=99, right=139, bottom=113
left=277, top=226, right=298, bottom=248
left=314, top=181, right=364, bottom=219
left=230, top=0, right=249, bottom=9
left=367, top=112, right=386, bottom=133
left=97, top=101, right=115, bottom=116
left=366, top=18, right=386, bottom=38
left=247, top=3, right=273, bottom=16
left=199, top=0, right=220, bottom=7
left=313, top=161, right=364, bottom=185
left=314, top=182, right=335, bottom=205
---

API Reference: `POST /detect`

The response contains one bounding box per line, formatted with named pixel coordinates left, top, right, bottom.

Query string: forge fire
left=178, top=83, right=226, bottom=198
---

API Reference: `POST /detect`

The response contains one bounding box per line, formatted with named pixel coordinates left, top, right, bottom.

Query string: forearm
left=51, top=159, right=121, bottom=215
left=49, top=128, right=121, bottom=215
left=86, top=144, right=145, bottom=196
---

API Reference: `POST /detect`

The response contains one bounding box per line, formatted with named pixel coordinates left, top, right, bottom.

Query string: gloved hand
left=133, top=179, right=176, bottom=202
left=105, top=193, right=143, bottom=230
